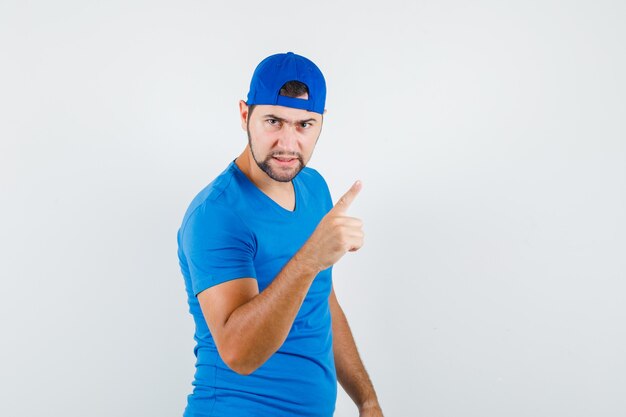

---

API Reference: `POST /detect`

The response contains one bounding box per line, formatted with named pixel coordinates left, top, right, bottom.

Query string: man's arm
left=197, top=181, right=364, bottom=375
left=198, top=252, right=319, bottom=375
left=330, top=286, right=384, bottom=416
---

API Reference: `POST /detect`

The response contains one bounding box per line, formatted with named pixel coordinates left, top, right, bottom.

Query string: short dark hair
left=248, top=80, right=309, bottom=118
left=279, top=80, right=309, bottom=98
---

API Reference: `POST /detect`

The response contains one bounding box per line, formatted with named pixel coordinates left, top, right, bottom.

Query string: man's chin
left=268, top=169, right=301, bottom=182
left=264, top=164, right=304, bottom=182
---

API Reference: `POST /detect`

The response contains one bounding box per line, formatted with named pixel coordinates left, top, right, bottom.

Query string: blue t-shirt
left=177, top=160, right=337, bottom=417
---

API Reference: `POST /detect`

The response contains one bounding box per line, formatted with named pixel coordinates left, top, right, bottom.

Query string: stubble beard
left=247, top=129, right=306, bottom=183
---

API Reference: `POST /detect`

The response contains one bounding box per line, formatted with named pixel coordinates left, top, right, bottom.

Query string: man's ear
left=239, top=100, right=249, bottom=131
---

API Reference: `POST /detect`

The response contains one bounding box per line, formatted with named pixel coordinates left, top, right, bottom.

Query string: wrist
left=358, top=399, right=381, bottom=412
left=294, top=245, right=322, bottom=276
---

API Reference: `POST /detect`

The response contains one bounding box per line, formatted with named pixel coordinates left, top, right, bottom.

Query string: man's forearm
left=220, top=249, right=319, bottom=374
left=330, top=293, right=382, bottom=413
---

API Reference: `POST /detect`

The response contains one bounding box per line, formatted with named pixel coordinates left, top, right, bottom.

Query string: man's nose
left=277, top=123, right=299, bottom=149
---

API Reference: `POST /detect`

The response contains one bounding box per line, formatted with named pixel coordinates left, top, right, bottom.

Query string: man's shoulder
left=297, top=166, right=333, bottom=211
left=180, top=162, right=245, bottom=228
left=298, top=166, right=328, bottom=187
left=190, top=163, right=234, bottom=201
left=177, top=163, right=255, bottom=264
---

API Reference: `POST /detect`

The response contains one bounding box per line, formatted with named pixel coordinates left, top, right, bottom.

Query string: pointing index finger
left=333, top=180, right=362, bottom=213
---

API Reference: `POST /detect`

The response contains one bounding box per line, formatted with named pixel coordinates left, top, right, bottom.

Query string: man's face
left=244, top=102, right=323, bottom=183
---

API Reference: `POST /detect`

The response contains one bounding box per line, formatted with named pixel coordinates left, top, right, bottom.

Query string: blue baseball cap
left=246, top=52, right=326, bottom=115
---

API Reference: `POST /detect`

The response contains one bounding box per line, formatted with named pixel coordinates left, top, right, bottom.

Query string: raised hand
left=300, top=181, right=365, bottom=272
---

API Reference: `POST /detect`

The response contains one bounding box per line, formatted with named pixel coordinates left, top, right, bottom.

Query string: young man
left=177, top=52, right=383, bottom=417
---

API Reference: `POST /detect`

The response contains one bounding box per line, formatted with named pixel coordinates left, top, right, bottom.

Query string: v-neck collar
left=230, top=160, right=302, bottom=217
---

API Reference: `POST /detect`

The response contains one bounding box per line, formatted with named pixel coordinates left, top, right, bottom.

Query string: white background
left=2, top=1, right=625, bottom=416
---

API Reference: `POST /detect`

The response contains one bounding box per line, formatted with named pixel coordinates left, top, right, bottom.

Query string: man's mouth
left=272, top=156, right=299, bottom=165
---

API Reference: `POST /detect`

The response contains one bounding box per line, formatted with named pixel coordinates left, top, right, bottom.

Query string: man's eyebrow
left=262, top=114, right=318, bottom=124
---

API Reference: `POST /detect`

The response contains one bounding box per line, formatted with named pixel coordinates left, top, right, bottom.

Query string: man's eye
left=301, top=122, right=311, bottom=128
left=267, top=119, right=279, bottom=126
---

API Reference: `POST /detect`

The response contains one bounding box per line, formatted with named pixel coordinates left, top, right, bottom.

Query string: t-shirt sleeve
left=181, top=202, right=257, bottom=296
